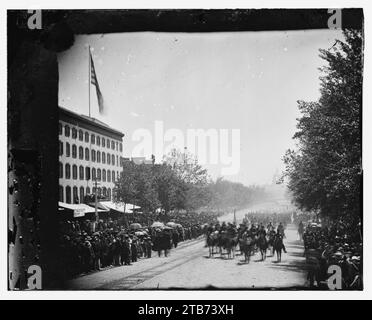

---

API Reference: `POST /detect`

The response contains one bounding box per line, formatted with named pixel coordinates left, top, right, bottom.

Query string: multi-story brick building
left=59, top=106, right=124, bottom=204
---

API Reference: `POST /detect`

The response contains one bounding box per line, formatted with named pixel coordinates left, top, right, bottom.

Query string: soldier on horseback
left=258, top=225, right=267, bottom=237
left=205, top=223, right=215, bottom=248
left=227, top=223, right=238, bottom=238
left=267, top=221, right=274, bottom=232
left=220, top=222, right=227, bottom=233
left=273, top=231, right=287, bottom=253
left=240, top=229, right=255, bottom=263
left=277, top=222, right=285, bottom=238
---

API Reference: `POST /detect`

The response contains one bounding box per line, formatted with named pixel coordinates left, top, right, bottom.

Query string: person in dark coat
left=131, top=238, right=138, bottom=262
left=82, top=239, right=95, bottom=272
left=161, top=230, right=172, bottom=257
left=92, top=236, right=103, bottom=270
left=140, top=238, right=147, bottom=258
left=112, top=238, right=121, bottom=266
left=121, top=236, right=131, bottom=265
left=144, top=237, right=153, bottom=258
left=172, top=230, right=179, bottom=248
left=101, top=236, right=110, bottom=267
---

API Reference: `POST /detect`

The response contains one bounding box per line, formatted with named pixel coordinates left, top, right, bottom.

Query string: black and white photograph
left=7, top=7, right=365, bottom=293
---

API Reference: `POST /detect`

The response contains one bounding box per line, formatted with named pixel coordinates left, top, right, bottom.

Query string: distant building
left=131, top=156, right=154, bottom=165
left=59, top=106, right=124, bottom=204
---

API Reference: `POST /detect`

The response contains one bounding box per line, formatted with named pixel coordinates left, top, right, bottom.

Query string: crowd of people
left=58, top=208, right=362, bottom=289
left=58, top=211, right=219, bottom=280
left=298, top=214, right=362, bottom=289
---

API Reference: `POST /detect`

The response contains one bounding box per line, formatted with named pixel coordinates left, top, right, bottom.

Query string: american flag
left=90, top=51, right=104, bottom=114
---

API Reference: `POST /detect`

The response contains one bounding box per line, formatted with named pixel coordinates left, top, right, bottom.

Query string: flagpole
left=88, top=45, right=91, bottom=118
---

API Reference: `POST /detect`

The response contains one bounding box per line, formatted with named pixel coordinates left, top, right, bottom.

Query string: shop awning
left=98, top=201, right=140, bottom=214
left=58, top=202, right=107, bottom=217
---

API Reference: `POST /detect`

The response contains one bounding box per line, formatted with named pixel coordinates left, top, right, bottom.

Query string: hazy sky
left=58, top=29, right=343, bottom=186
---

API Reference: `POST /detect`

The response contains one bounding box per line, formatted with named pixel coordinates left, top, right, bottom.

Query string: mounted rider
left=257, top=225, right=267, bottom=238
left=226, top=223, right=238, bottom=237
left=249, top=223, right=258, bottom=236
left=206, top=223, right=215, bottom=236
left=277, top=222, right=285, bottom=237
left=267, top=221, right=274, bottom=232
left=220, top=222, right=227, bottom=233
left=268, top=228, right=276, bottom=239
left=274, top=231, right=287, bottom=253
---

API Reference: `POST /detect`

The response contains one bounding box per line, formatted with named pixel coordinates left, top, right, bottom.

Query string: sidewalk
left=64, top=237, right=204, bottom=290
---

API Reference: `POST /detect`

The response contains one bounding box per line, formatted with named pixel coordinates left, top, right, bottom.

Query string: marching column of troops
left=206, top=220, right=287, bottom=245
left=204, top=217, right=289, bottom=259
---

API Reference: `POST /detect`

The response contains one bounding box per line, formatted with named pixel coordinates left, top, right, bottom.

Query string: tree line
left=113, top=149, right=267, bottom=214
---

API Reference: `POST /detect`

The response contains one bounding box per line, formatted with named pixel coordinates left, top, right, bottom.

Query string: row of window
left=59, top=123, right=123, bottom=152
left=59, top=185, right=112, bottom=204
left=59, top=163, right=120, bottom=182
left=59, top=141, right=122, bottom=166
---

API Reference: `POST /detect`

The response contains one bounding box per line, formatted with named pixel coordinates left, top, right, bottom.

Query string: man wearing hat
left=92, top=235, right=103, bottom=270
left=144, top=237, right=153, bottom=258
left=121, top=235, right=131, bottom=266
left=131, top=236, right=138, bottom=263
left=112, top=237, right=121, bottom=266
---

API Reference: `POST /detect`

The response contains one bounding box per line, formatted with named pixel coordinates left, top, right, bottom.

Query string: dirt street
left=66, top=224, right=309, bottom=290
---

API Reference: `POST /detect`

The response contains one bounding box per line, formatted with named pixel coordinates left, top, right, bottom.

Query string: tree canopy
left=113, top=148, right=267, bottom=214
left=283, top=29, right=363, bottom=219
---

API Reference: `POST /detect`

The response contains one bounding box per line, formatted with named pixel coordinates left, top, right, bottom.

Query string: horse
left=206, top=231, right=219, bottom=257
left=239, top=233, right=255, bottom=263
left=256, top=233, right=268, bottom=261
left=227, top=236, right=238, bottom=259
left=219, top=233, right=237, bottom=259
left=273, top=235, right=285, bottom=262
left=267, top=232, right=276, bottom=256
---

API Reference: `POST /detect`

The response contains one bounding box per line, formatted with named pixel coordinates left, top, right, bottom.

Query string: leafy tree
left=114, top=161, right=160, bottom=212
left=283, top=29, right=362, bottom=219
left=113, top=149, right=274, bottom=216
left=163, top=148, right=210, bottom=185
left=113, top=160, right=137, bottom=207
left=207, top=177, right=267, bottom=211
left=132, top=164, right=160, bottom=212
left=152, top=163, right=187, bottom=213
left=163, top=148, right=212, bottom=211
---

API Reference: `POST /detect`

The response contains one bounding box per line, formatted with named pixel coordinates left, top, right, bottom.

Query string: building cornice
left=59, top=106, right=125, bottom=140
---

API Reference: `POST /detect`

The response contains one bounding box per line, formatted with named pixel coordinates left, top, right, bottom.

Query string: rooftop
left=59, top=106, right=124, bottom=138
left=131, top=157, right=154, bottom=165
